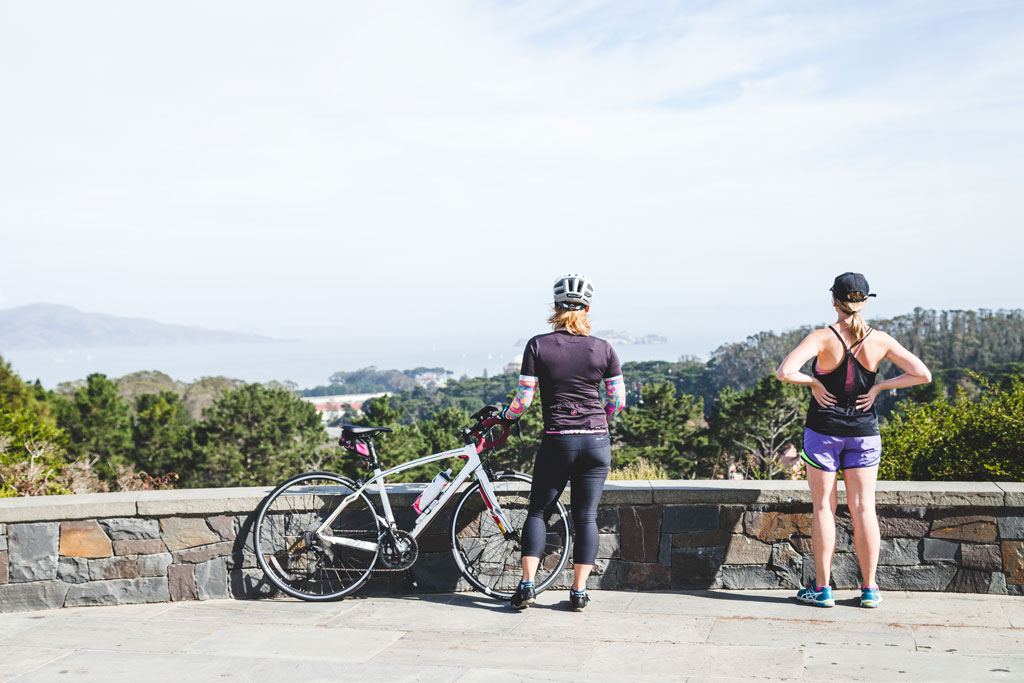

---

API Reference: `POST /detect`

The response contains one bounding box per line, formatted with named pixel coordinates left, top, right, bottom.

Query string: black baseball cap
left=830, top=272, right=876, bottom=302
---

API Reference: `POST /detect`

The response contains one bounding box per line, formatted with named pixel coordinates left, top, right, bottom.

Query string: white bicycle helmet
left=553, top=273, right=594, bottom=310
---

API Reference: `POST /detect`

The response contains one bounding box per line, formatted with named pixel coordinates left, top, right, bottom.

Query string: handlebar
left=464, top=405, right=515, bottom=451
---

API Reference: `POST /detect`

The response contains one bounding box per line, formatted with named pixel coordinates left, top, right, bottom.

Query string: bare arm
left=776, top=332, right=836, bottom=408
left=856, top=334, right=932, bottom=411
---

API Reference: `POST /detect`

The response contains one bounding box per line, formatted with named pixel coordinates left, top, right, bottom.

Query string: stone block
left=922, top=538, right=961, bottom=563
left=599, top=481, right=653, bottom=505
left=997, top=483, right=1024, bottom=507
left=98, top=518, right=160, bottom=540
left=57, top=556, right=90, bottom=583
left=113, top=539, right=167, bottom=555
left=670, top=547, right=724, bottom=589
left=196, top=557, right=230, bottom=600
left=876, top=564, right=957, bottom=591
left=961, top=543, right=1002, bottom=571
left=930, top=512, right=997, bottom=543
left=0, top=580, right=69, bottom=613
left=171, top=541, right=234, bottom=564
left=661, top=505, right=719, bottom=533
left=834, top=524, right=855, bottom=553
left=719, top=506, right=744, bottom=533
left=160, top=517, right=220, bottom=551
left=619, top=561, right=671, bottom=590
left=59, top=520, right=113, bottom=558
left=586, top=566, right=619, bottom=590
left=997, top=516, right=1024, bottom=540
left=658, top=533, right=672, bottom=565
left=744, top=511, right=811, bottom=542
left=723, top=535, right=771, bottom=565
left=8, top=522, right=59, bottom=582
left=0, top=550, right=7, bottom=584
left=878, top=538, right=921, bottom=566
left=877, top=508, right=930, bottom=538
left=207, top=515, right=236, bottom=541
left=415, top=534, right=449, bottom=553
left=1003, top=540, right=1024, bottom=585
left=802, top=553, right=861, bottom=589
left=409, top=552, right=467, bottom=592
left=596, top=506, right=618, bottom=533
left=138, top=552, right=173, bottom=577
left=229, top=568, right=278, bottom=599
left=990, top=571, right=1008, bottom=595
left=720, top=565, right=780, bottom=590
left=769, top=542, right=802, bottom=588
left=0, top=524, right=7, bottom=551
left=65, top=577, right=170, bottom=607
left=596, top=533, right=620, bottom=559
left=670, top=530, right=729, bottom=548
left=948, top=569, right=995, bottom=594
left=619, top=506, right=661, bottom=563
left=168, top=564, right=198, bottom=601
left=789, top=536, right=813, bottom=554
left=89, top=556, right=140, bottom=580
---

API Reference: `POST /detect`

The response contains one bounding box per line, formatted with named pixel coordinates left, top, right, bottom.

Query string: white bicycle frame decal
left=314, top=441, right=514, bottom=552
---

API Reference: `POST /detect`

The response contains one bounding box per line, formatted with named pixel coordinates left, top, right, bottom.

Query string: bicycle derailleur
left=377, top=529, right=418, bottom=571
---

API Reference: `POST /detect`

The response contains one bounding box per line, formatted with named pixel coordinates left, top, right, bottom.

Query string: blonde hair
left=548, top=305, right=591, bottom=336
left=834, top=295, right=870, bottom=340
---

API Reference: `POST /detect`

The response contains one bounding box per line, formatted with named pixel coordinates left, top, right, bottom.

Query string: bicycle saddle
left=341, top=425, right=393, bottom=437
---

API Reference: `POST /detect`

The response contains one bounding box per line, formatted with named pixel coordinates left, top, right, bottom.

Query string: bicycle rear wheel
left=254, top=471, right=379, bottom=601
left=449, top=471, right=571, bottom=599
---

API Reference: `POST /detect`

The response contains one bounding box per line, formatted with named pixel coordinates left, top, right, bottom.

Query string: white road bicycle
left=253, top=406, right=571, bottom=601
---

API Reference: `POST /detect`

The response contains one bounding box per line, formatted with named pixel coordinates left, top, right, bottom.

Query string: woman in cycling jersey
left=501, top=273, right=626, bottom=612
left=776, top=273, right=930, bottom=608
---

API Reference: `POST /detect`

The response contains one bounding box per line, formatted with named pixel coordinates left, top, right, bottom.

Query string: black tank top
left=805, top=326, right=880, bottom=437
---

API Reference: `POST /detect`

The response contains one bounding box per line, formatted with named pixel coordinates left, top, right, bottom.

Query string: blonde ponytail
left=548, top=305, right=591, bottom=336
left=835, top=296, right=870, bottom=340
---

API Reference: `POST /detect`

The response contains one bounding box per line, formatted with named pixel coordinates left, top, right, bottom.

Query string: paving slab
left=0, top=645, right=71, bottom=680
left=803, top=648, right=1022, bottom=681
left=580, top=641, right=806, bottom=679
left=376, top=631, right=595, bottom=673
left=181, top=622, right=403, bottom=663
left=0, top=590, right=1022, bottom=681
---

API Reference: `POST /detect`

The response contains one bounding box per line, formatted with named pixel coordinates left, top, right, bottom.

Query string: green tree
left=880, top=375, right=1024, bottom=481
left=192, top=383, right=329, bottom=487
left=611, top=383, right=707, bottom=478
left=54, top=373, right=134, bottom=479
left=132, top=391, right=194, bottom=478
left=708, top=376, right=809, bottom=480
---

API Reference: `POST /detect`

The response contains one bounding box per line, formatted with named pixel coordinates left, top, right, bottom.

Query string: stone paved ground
left=0, top=590, right=1022, bottom=682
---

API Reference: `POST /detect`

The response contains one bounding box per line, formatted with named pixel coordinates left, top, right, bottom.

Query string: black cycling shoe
left=569, top=590, right=589, bottom=612
left=510, top=583, right=536, bottom=610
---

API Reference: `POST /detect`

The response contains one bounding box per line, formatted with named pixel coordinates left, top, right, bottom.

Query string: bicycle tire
left=449, top=471, right=571, bottom=599
left=254, top=471, right=380, bottom=601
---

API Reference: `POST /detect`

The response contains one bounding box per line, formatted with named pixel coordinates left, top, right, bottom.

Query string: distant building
left=301, top=392, right=388, bottom=422
left=504, top=354, right=524, bottom=375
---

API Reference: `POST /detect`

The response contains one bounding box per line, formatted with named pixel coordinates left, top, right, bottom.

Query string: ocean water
left=3, top=337, right=698, bottom=389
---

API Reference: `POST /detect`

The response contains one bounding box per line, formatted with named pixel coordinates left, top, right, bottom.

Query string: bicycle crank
left=377, top=530, right=418, bottom=571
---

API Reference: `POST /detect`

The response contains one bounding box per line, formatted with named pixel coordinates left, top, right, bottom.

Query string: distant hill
left=0, top=304, right=273, bottom=349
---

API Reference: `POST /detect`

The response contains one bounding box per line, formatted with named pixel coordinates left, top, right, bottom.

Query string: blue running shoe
left=796, top=585, right=835, bottom=607
left=860, top=586, right=882, bottom=608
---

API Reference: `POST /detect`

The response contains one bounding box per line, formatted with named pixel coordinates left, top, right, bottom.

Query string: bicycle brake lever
left=515, top=421, right=523, bottom=442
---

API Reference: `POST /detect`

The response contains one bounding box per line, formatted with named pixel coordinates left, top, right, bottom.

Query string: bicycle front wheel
left=254, top=471, right=380, bottom=601
left=449, top=471, right=571, bottom=599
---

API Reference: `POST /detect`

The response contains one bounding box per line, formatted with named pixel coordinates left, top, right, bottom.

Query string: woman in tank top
left=776, top=273, right=931, bottom=608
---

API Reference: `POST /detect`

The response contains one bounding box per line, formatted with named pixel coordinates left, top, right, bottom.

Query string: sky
left=2, top=0, right=1023, bottom=353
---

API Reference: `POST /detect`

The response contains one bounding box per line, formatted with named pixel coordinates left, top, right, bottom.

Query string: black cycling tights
left=521, top=433, right=611, bottom=565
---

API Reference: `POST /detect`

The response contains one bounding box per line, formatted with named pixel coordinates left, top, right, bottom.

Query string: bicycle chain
left=326, top=530, right=419, bottom=572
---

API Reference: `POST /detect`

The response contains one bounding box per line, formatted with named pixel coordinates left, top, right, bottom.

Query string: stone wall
left=1, top=481, right=1022, bottom=612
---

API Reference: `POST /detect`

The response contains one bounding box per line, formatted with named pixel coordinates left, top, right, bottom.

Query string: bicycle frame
left=314, top=441, right=515, bottom=552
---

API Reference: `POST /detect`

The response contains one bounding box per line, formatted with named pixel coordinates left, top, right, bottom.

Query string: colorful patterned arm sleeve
left=604, top=375, right=626, bottom=422
left=502, top=375, right=538, bottom=421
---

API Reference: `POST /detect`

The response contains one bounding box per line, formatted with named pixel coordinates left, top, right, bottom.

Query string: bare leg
left=843, top=466, right=880, bottom=587
left=521, top=556, right=539, bottom=583
left=808, top=467, right=839, bottom=588
left=573, top=564, right=592, bottom=591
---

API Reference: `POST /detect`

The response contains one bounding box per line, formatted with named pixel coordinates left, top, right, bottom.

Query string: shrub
left=880, top=374, right=1024, bottom=481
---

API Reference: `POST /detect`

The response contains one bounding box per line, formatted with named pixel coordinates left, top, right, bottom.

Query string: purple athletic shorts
left=801, top=428, right=881, bottom=472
